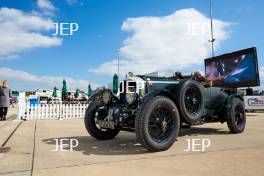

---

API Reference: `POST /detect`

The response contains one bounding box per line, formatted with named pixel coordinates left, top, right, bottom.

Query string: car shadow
left=42, top=134, right=149, bottom=155
left=179, top=127, right=230, bottom=137
left=42, top=127, right=230, bottom=155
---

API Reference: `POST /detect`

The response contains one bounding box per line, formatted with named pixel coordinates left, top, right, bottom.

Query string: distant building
left=144, top=71, right=159, bottom=77
left=25, top=89, right=62, bottom=102
left=238, top=88, right=262, bottom=95
left=11, top=90, right=19, bottom=97
left=34, top=89, right=53, bottom=98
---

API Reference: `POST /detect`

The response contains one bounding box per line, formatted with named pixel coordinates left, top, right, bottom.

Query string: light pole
left=209, top=0, right=215, bottom=57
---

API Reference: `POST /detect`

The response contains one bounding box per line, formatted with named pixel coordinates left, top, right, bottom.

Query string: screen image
left=205, top=47, right=260, bottom=87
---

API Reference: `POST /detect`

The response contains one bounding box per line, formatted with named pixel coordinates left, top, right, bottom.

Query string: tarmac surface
left=0, top=109, right=264, bottom=176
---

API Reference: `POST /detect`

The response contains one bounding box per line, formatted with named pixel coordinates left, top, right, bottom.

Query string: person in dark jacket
left=0, top=80, right=12, bottom=121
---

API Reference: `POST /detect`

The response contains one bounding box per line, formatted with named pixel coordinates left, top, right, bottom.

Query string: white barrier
left=244, top=96, right=264, bottom=110
left=16, top=92, right=26, bottom=121
left=19, top=103, right=89, bottom=120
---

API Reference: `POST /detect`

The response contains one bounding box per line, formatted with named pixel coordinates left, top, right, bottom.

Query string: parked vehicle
left=84, top=72, right=246, bottom=151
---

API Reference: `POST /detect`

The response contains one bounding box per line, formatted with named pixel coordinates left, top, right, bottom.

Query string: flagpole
left=117, top=50, right=120, bottom=79
left=209, top=0, right=215, bottom=57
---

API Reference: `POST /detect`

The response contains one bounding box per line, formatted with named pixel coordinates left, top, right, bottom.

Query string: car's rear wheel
left=135, top=96, right=180, bottom=152
left=84, top=101, right=120, bottom=140
left=226, top=98, right=246, bottom=133
left=176, top=80, right=204, bottom=123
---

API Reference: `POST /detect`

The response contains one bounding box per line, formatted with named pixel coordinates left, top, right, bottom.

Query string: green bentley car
left=84, top=72, right=246, bottom=152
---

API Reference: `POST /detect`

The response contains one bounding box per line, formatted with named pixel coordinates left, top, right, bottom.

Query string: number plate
left=98, top=120, right=115, bottom=129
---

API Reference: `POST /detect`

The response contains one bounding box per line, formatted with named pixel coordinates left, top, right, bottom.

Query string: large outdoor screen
left=205, top=47, right=260, bottom=87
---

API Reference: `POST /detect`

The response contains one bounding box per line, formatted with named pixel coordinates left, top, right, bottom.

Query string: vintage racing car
left=84, top=72, right=246, bottom=151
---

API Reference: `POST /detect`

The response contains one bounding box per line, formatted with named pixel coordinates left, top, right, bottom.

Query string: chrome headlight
left=102, top=90, right=111, bottom=104
left=126, top=93, right=136, bottom=105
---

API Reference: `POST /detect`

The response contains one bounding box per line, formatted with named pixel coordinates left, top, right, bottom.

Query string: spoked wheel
left=135, top=96, right=180, bottom=152
left=234, top=106, right=245, bottom=127
left=184, top=87, right=202, bottom=115
left=84, top=101, right=120, bottom=140
left=226, top=98, right=246, bottom=133
left=176, top=80, right=204, bottom=123
left=148, top=107, right=174, bottom=143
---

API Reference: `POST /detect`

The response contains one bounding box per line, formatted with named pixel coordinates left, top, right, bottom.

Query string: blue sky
left=0, top=0, right=263, bottom=91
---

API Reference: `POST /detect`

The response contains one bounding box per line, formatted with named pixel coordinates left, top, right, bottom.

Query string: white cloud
left=0, top=67, right=100, bottom=91
left=66, top=0, right=77, bottom=5
left=89, top=8, right=231, bottom=76
left=0, top=7, right=62, bottom=59
left=260, top=66, right=264, bottom=83
left=37, top=0, right=55, bottom=13
left=260, top=66, right=264, bottom=75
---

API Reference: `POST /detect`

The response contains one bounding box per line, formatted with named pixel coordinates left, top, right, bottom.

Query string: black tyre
left=226, top=98, right=246, bottom=133
left=135, top=96, right=180, bottom=152
left=84, top=101, right=120, bottom=140
left=176, top=79, right=204, bottom=123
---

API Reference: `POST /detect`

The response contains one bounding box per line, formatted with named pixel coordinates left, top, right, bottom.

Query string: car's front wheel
left=84, top=101, right=120, bottom=140
left=135, top=96, right=180, bottom=152
left=226, top=98, right=246, bottom=133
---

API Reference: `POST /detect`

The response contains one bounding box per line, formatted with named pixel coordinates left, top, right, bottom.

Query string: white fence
left=19, top=103, right=89, bottom=120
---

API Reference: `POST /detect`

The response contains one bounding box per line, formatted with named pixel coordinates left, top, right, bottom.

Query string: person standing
left=0, top=80, right=12, bottom=121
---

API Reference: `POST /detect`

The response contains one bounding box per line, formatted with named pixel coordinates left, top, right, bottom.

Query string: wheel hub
left=148, top=107, right=173, bottom=142
left=161, top=120, right=168, bottom=133
left=184, top=87, right=201, bottom=114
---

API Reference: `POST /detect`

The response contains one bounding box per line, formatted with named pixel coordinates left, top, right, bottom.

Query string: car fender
left=140, top=89, right=177, bottom=105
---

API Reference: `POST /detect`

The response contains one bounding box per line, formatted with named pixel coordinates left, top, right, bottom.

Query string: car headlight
left=126, top=93, right=136, bottom=105
left=102, top=90, right=111, bottom=104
